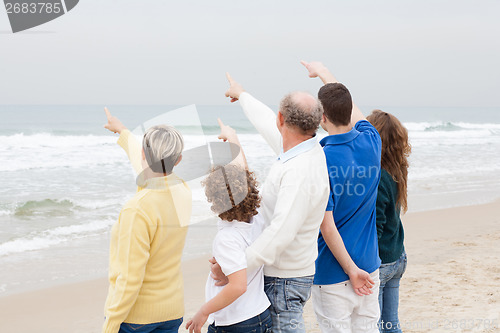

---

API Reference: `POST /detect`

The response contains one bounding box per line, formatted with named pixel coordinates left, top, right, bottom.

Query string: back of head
left=143, top=125, right=184, bottom=174
left=318, top=83, right=353, bottom=126
left=279, top=92, right=323, bottom=135
left=202, top=164, right=260, bottom=222
left=366, top=110, right=411, bottom=212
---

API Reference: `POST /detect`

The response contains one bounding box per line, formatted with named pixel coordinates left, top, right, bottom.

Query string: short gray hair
left=142, top=125, right=184, bottom=174
left=279, top=92, right=323, bottom=135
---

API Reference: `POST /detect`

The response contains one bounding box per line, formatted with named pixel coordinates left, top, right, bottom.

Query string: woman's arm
left=185, top=269, right=247, bottom=333
left=104, top=108, right=143, bottom=175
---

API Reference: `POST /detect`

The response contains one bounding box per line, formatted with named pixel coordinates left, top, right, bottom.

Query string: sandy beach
left=1, top=200, right=499, bottom=333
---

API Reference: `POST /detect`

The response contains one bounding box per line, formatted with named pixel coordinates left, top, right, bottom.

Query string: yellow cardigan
left=103, top=130, right=192, bottom=333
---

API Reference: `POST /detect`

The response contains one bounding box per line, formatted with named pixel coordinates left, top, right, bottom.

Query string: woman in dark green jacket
left=367, top=110, right=411, bottom=333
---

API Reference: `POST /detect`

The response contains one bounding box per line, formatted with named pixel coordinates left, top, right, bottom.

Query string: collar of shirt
left=320, top=128, right=360, bottom=147
left=217, top=220, right=253, bottom=230
left=277, top=135, right=318, bottom=163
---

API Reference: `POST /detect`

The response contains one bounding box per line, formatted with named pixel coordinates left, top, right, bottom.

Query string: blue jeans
left=378, top=252, right=407, bottom=333
left=264, top=275, right=313, bottom=333
left=119, top=318, right=183, bottom=333
left=208, top=308, right=272, bottom=333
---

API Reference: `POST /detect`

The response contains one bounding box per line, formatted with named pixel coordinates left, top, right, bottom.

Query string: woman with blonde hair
left=366, top=110, right=411, bottom=333
left=102, top=108, right=191, bottom=333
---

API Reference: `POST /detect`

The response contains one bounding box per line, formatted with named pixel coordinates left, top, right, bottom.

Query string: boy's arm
left=225, top=73, right=282, bottom=155
left=104, top=108, right=143, bottom=175
left=301, top=61, right=366, bottom=127
left=217, top=118, right=248, bottom=169
left=320, top=211, right=374, bottom=296
left=185, top=269, right=247, bottom=333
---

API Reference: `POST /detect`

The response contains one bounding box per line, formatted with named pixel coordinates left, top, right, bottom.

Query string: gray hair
left=142, top=125, right=184, bottom=174
left=279, top=92, right=323, bottom=135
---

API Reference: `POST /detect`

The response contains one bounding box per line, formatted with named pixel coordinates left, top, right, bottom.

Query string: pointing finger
left=104, top=107, right=112, bottom=120
left=300, top=60, right=309, bottom=68
left=217, top=118, right=225, bottom=128
left=226, top=72, right=235, bottom=85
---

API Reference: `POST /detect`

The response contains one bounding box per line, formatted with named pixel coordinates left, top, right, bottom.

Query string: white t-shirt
left=205, top=216, right=270, bottom=326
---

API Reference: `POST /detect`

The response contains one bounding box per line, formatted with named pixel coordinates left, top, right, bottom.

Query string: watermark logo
left=4, top=0, right=79, bottom=33
left=126, top=105, right=249, bottom=226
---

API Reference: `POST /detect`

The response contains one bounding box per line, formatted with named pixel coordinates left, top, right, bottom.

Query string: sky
left=0, top=0, right=499, bottom=107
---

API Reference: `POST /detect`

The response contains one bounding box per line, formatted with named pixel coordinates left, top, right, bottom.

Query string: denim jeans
left=264, top=275, right=314, bottom=333
left=378, top=252, right=407, bottom=333
left=208, top=308, right=272, bottom=333
left=119, top=318, right=183, bottom=333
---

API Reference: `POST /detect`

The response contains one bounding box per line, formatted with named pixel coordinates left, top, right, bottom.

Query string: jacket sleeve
left=376, top=175, right=390, bottom=241
left=117, top=129, right=144, bottom=175
left=239, top=92, right=282, bottom=155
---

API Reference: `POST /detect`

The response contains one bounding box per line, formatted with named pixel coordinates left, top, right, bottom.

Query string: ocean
left=1, top=104, right=499, bottom=296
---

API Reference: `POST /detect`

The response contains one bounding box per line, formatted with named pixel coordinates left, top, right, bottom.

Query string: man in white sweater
left=212, top=73, right=373, bottom=333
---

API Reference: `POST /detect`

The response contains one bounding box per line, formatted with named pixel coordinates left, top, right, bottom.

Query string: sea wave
left=15, top=199, right=81, bottom=217
left=0, top=132, right=273, bottom=172
left=1, top=197, right=124, bottom=218
left=0, top=133, right=116, bottom=147
left=0, top=218, right=115, bottom=256
left=404, top=121, right=500, bottom=132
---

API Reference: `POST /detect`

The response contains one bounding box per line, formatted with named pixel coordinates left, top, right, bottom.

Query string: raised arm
left=217, top=118, right=248, bottom=169
left=301, top=61, right=365, bottom=127
left=225, top=73, right=282, bottom=155
left=104, top=108, right=143, bottom=175
left=320, top=211, right=374, bottom=296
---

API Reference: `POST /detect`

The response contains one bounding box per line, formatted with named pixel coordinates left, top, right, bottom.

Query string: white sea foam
left=1, top=123, right=500, bottom=258
left=0, top=218, right=115, bottom=256
left=404, top=121, right=500, bottom=131
left=0, top=133, right=115, bottom=148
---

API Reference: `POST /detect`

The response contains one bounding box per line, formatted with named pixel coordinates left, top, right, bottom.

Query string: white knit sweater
left=240, top=92, right=330, bottom=278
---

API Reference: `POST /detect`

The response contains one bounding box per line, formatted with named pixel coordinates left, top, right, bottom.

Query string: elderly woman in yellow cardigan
left=103, top=108, right=191, bottom=333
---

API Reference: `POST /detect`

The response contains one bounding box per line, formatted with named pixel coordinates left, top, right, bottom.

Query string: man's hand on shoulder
left=225, top=72, right=245, bottom=103
left=209, top=257, right=229, bottom=287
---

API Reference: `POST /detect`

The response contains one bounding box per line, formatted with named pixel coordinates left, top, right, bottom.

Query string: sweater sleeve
left=376, top=174, right=390, bottom=241
left=239, top=92, right=282, bottom=155
left=117, top=129, right=143, bottom=175
left=102, top=208, right=152, bottom=333
left=245, top=167, right=309, bottom=272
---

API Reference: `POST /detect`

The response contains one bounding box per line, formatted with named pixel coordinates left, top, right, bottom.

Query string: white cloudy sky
left=0, top=0, right=498, bottom=107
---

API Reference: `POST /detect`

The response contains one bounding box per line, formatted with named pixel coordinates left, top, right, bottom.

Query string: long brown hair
left=367, top=110, right=411, bottom=213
